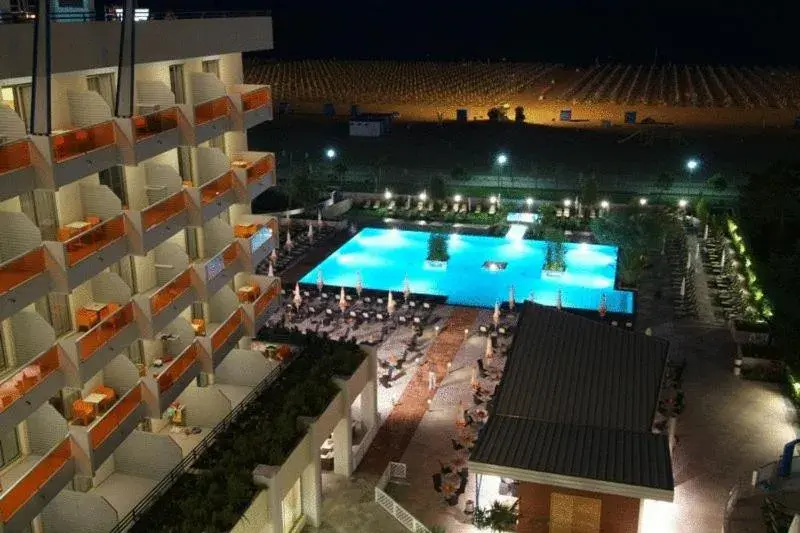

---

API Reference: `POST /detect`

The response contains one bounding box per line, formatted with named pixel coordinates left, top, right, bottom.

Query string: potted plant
left=473, top=501, right=519, bottom=532
left=426, top=232, right=450, bottom=270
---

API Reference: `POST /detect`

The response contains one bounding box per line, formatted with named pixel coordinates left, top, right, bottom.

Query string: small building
left=470, top=304, right=673, bottom=533
left=348, top=118, right=384, bottom=137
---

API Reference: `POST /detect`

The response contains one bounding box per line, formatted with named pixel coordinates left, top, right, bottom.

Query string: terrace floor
left=92, top=472, right=157, bottom=516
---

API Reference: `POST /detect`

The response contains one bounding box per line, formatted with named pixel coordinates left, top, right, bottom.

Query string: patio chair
left=440, top=203, right=448, bottom=213
left=475, top=205, right=482, bottom=214
left=488, top=204, right=496, bottom=215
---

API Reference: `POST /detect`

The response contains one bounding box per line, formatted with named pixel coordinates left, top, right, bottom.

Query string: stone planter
left=542, top=269, right=565, bottom=278
left=424, top=260, right=448, bottom=271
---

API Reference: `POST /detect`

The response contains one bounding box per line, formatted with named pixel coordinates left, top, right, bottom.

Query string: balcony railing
left=51, top=121, right=116, bottom=163
left=133, top=107, right=179, bottom=142
left=62, top=215, right=126, bottom=267
left=150, top=269, right=193, bottom=316
left=89, top=386, right=142, bottom=449
left=0, top=247, right=46, bottom=295
left=0, top=139, right=32, bottom=175
left=0, top=346, right=60, bottom=413
left=194, top=97, right=230, bottom=126
left=241, top=86, right=271, bottom=112
left=0, top=438, right=72, bottom=522
left=157, top=343, right=198, bottom=392
left=254, top=279, right=281, bottom=318
left=211, top=309, right=242, bottom=352
left=249, top=226, right=271, bottom=252
left=76, top=302, right=135, bottom=362
left=141, top=190, right=188, bottom=230
left=245, top=154, right=275, bottom=185
left=205, top=244, right=239, bottom=282
left=199, top=171, right=235, bottom=205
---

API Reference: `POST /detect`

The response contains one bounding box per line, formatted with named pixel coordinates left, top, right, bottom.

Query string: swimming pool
left=300, top=228, right=634, bottom=313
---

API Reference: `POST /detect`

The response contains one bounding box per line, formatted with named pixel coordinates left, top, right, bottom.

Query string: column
left=362, top=378, right=379, bottom=431
left=332, top=415, right=352, bottom=476
left=269, top=484, right=283, bottom=533
left=301, top=458, right=322, bottom=527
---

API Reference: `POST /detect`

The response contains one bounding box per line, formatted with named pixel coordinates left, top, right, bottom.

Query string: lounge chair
left=452, top=203, right=460, bottom=212
left=374, top=201, right=382, bottom=209
left=440, top=202, right=448, bottom=213
left=475, top=205, right=482, bottom=214
left=459, top=204, right=467, bottom=213
left=387, top=200, right=396, bottom=211
left=427, top=202, right=435, bottom=212
left=417, top=201, right=425, bottom=211
left=488, top=204, right=496, bottom=215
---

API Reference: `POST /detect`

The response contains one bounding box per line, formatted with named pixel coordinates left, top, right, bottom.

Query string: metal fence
left=352, top=419, right=379, bottom=468
left=108, top=356, right=290, bottom=533
left=0, top=9, right=270, bottom=24
left=374, top=462, right=431, bottom=533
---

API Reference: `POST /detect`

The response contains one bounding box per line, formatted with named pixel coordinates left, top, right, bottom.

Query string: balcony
left=235, top=223, right=275, bottom=271
left=209, top=308, right=244, bottom=368
left=231, top=152, right=276, bottom=201
left=45, top=121, right=121, bottom=189
left=61, top=302, right=140, bottom=382
left=0, top=246, right=53, bottom=323
left=45, top=215, right=129, bottom=291
left=81, top=386, right=145, bottom=470
left=0, top=346, right=66, bottom=435
left=188, top=171, right=238, bottom=225
left=0, top=438, right=76, bottom=532
left=193, top=96, right=232, bottom=145
left=128, top=107, right=181, bottom=162
left=0, top=139, right=37, bottom=201
left=143, top=343, right=201, bottom=416
left=135, top=267, right=199, bottom=337
left=194, top=243, right=243, bottom=299
left=126, top=190, right=190, bottom=255
left=239, top=276, right=281, bottom=336
left=229, top=85, right=273, bottom=130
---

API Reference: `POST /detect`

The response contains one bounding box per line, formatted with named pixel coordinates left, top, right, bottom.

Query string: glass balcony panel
left=205, top=244, right=239, bottom=283
left=76, top=302, right=135, bottom=362
left=0, top=438, right=72, bottom=522
left=0, top=140, right=32, bottom=175
left=241, top=86, right=271, bottom=111
left=133, top=107, right=179, bottom=142
left=199, top=171, right=235, bottom=205
left=254, top=279, right=281, bottom=318
left=51, top=121, right=116, bottom=163
left=156, top=344, right=198, bottom=392
left=0, top=346, right=60, bottom=413
left=211, top=309, right=242, bottom=351
left=0, top=248, right=45, bottom=295
left=245, top=154, right=275, bottom=185
left=141, top=191, right=188, bottom=230
left=249, top=226, right=271, bottom=252
left=88, top=386, right=142, bottom=448
left=194, top=97, right=230, bottom=126
left=150, top=269, right=193, bottom=315
left=63, top=216, right=126, bottom=267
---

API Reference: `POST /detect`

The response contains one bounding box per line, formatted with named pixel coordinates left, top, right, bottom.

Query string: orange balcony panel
left=0, top=438, right=71, bottom=522
left=52, top=121, right=116, bottom=163
left=76, top=303, right=135, bottom=362
left=157, top=344, right=198, bottom=392
left=241, top=86, right=271, bottom=112
left=254, top=279, right=281, bottom=318
left=0, top=247, right=45, bottom=295
left=141, top=191, right=188, bottom=230
left=245, top=154, right=275, bottom=185
left=133, top=107, right=179, bottom=142
left=150, top=269, right=193, bottom=316
left=199, top=171, right=235, bottom=205
left=222, top=243, right=239, bottom=267
left=0, top=140, right=31, bottom=175
left=0, top=346, right=60, bottom=413
left=211, top=309, right=242, bottom=352
left=89, top=386, right=141, bottom=449
left=63, top=215, right=126, bottom=267
left=194, top=97, right=230, bottom=126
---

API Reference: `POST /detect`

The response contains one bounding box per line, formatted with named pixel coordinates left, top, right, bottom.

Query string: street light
left=563, top=198, right=572, bottom=207
left=496, top=153, right=508, bottom=166
left=525, top=197, right=534, bottom=207
left=600, top=200, right=610, bottom=210
left=325, top=148, right=337, bottom=160
left=454, top=194, right=462, bottom=203
left=639, top=197, right=648, bottom=206
left=384, top=189, right=392, bottom=200
left=489, top=195, right=497, bottom=204
left=686, top=159, right=699, bottom=172
left=419, top=191, right=427, bottom=202
left=678, top=198, right=688, bottom=209
left=495, top=153, right=509, bottom=188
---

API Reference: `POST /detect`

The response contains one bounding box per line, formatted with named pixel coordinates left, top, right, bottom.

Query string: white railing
left=374, top=462, right=430, bottom=533
left=352, top=419, right=380, bottom=468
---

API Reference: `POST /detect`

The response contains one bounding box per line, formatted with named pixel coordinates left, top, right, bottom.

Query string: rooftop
left=470, top=304, right=674, bottom=501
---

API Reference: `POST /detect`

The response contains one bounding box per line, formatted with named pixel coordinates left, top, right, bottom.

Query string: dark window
left=169, top=64, right=186, bottom=104
left=99, top=166, right=128, bottom=207
left=0, top=429, right=20, bottom=468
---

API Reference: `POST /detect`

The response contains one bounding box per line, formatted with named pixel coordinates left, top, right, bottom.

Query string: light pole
left=495, top=153, right=508, bottom=188
left=686, top=158, right=700, bottom=197
left=325, top=148, right=338, bottom=187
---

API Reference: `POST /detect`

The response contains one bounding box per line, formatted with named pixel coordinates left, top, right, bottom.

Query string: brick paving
left=357, top=307, right=479, bottom=476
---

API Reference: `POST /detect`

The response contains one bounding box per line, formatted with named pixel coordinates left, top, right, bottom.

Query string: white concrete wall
left=27, top=404, right=68, bottom=455
left=214, top=349, right=275, bottom=387
left=42, top=488, right=119, bottom=533
left=113, top=430, right=181, bottom=480
left=231, top=489, right=272, bottom=533
left=176, top=381, right=231, bottom=428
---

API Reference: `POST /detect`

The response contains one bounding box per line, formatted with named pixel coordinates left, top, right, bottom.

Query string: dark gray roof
left=471, top=304, right=673, bottom=492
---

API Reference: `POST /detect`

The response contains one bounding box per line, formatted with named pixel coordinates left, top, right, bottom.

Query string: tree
left=474, top=501, right=519, bottom=533
left=427, top=233, right=450, bottom=262
left=581, top=175, right=598, bottom=209
left=656, top=171, right=674, bottom=197
left=707, top=173, right=727, bottom=194
left=695, top=195, right=709, bottom=224
left=514, top=106, right=525, bottom=123
left=430, top=175, right=447, bottom=200
left=487, top=108, right=501, bottom=122
left=333, top=162, right=348, bottom=188
left=288, top=166, right=320, bottom=207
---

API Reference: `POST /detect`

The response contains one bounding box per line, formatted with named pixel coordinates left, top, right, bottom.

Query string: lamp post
left=526, top=197, right=534, bottom=211
left=325, top=147, right=338, bottom=188
left=495, top=153, right=508, bottom=188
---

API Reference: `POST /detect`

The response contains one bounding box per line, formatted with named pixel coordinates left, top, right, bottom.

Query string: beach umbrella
left=704, top=224, right=709, bottom=240
left=661, top=235, right=666, bottom=256
left=493, top=301, right=501, bottom=326
left=695, top=241, right=701, bottom=259
left=405, top=195, right=412, bottom=210
left=355, top=271, right=363, bottom=297
left=307, top=223, right=314, bottom=241
left=471, top=366, right=478, bottom=388
left=508, top=285, right=516, bottom=310
left=467, top=197, right=472, bottom=212
left=720, top=248, right=726, bottom=269
left=267, top=262, right=274, bottom=277
left=485, top=337, right=494, bottom=360
left=387, top=291, right=396, bottom=315
left=402, top=274, right=411, bottom=301
left=317, top=210, right=323, bottom=226
left=686, top=250, right=691, bottom=270
left=316, top=270, right=324, bottom=292
left=456, top=400, right=466, bottom=426
left=270, top=248, right=278, bottom=262
left=285, top=230, right=293, bottom=250
left=293, top=283, right=302, bottom=309
left=339, top=287, right=347, bottom=312
left=555, top=289, right=563, bottom=311
left=680, top=277, right=686, bottom=298
left=598, top=293, right=607, bottom=318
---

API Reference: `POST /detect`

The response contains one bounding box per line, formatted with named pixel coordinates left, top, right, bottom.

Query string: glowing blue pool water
left=300, top=228, right=634, bottom=313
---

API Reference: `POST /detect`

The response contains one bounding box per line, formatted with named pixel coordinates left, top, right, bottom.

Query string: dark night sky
left=142, top=0, right=799, bottom=65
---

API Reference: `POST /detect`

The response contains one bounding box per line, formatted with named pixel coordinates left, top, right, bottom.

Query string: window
left=110, top=257, right=137, bottom=292
left=185, top=228, right=199, bottom=260
left=19, top=190, right=59, bottom=241
left=208, top=134, right=226, bottom=154
left=99, top=166, right=128, bottom=207
left=169, top=64, right=186, bottom=104
left=86, top=73, right=116, bottom=109
left=0, top=429, right=20, bottom=469
left=202, top=60, right=220, bottom=78
left=58, top=0, right=86, bottom=7
left=1, top=84, right=32, bottom=131
left=550, top=493, right=601, bottom=533
left=0, top=331, right=6, bottom=372
left=177, top=146, right=193, bottom=182
left=191, top=302, right=205, bottom=321
left=35, top=294, right=72, bottom=337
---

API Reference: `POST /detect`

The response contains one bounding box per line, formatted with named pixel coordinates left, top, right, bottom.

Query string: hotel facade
left=0, top=3, right=285, bottom=531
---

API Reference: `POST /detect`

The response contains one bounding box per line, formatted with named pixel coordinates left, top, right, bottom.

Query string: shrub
left=427, top=232, right=450, bottom=262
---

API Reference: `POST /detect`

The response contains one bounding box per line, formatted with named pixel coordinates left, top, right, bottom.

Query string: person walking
left=427, top=362, right=437, bottom=391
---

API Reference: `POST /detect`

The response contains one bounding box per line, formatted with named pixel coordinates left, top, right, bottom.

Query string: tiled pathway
left=357, top=307, right=479, bottom=476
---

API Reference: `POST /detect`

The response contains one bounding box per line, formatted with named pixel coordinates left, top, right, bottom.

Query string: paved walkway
left=357, top=307, right=479, bottom=476
left=687, top=233, right=725, bottom=326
